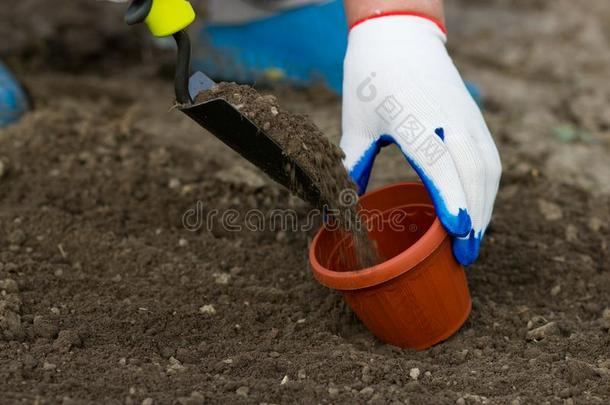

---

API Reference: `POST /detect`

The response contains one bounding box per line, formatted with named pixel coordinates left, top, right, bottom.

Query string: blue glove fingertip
left=452, top=230, right=481, bottom=266
left=436, top=206, right=472, bottom=238
left=398, top=146, right=472, bottom=237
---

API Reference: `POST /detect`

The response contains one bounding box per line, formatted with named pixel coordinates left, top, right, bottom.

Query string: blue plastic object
left=194, top=1, right=485, bottom=105
left=0, top=62, right=29, bottom=127
left=194, top=0, right=347, bottom=93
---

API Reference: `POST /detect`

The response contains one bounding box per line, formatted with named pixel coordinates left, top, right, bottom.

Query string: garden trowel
left=125, top=0, right=325, bottom=207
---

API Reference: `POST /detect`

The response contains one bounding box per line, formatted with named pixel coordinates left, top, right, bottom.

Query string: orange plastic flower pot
left=309, top=182, right=471, bottom=350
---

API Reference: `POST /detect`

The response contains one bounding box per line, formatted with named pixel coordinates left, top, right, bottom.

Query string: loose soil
left=1, top=0, right=609, bottom=404
left=196, top=82, right=379, bottom=268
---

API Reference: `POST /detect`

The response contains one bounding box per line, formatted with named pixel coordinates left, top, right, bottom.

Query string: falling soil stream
left=196, top=82, right=380, bottom=269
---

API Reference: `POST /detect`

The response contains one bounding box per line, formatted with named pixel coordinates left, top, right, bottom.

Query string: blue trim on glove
left=347, top=133, right=480, bottom=265
left=348, top=139, right=379, bottom=194
left=349, top=134, right=471, bottom=237
left=464, top=80, right=483, bottom=108
left=399, top=147, right=471, bottom=238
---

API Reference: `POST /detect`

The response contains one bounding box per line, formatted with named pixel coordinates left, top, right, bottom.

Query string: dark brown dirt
left=0, top=71, right=608, bottom=404
left=0, top=0, right=609, bottom=404
left=0, top=0, right=155, bottom=73
left=196, top=82, right=379, bottom=268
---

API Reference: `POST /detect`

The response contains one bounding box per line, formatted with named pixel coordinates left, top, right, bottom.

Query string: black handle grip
left=173, top=30, right=193, bottom=104
left=125, top=0, right=153, bottom=25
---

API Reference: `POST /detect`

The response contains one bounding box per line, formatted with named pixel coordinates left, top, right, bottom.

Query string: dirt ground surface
left=1, top=0, right=609, bottom=404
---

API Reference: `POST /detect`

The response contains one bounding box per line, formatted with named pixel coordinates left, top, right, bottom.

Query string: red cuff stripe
left=350, top=11, right=447, bottom=34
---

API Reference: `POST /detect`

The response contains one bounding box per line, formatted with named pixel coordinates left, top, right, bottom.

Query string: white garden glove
left=341, top=15, right=502, bottom=265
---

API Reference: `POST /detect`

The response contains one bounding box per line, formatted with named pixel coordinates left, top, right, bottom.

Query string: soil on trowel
left=196, top=82, right=380, bottom=268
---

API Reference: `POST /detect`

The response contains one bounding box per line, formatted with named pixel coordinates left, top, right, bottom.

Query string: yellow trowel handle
left=125, top=0, right=196, bottom=37
left=125, top=0, right=196, bottom=103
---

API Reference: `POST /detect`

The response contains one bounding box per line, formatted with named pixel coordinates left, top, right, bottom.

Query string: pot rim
left=309, top=182, right=448, bottom=291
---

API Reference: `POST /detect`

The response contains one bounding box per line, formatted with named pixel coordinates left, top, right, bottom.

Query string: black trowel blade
left=180, top=72, right=325, bottom=208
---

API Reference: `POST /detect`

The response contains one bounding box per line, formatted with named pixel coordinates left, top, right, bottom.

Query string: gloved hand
left=340, top=15, right=502, bottom=265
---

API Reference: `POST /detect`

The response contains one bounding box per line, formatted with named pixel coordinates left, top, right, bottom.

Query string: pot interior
left=320, top=202, right=436, bottom=272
